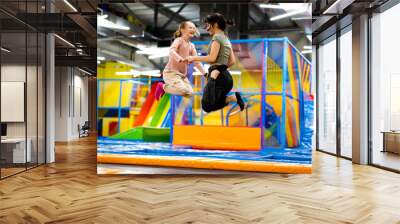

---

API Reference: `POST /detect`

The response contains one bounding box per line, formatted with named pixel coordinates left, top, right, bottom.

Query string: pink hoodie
left=163, top=37, right=200, bottom=76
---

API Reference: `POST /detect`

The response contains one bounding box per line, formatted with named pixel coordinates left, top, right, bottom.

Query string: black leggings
left=201, top=65, right=233, bottom=113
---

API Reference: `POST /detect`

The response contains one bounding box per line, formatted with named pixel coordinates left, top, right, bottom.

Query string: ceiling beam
left=67, top=14, right=97, bottom=45
left=161, top=3, right=187, bottom=30
left=143, top=3, right=188, bottom=24
left=55, top=55, right=96, bottom=71
left=119, top=3, right=160, bottom=40
left=154, top=3, right=159, bottom=29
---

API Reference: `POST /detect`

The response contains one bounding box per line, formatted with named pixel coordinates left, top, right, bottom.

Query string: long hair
left=173, top=21, right=199, bottom=38
left=203, top=13, right=234, bottom=31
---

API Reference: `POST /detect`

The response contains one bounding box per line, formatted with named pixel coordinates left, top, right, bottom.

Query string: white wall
left=55, top=67, right=69, bottom=141
left=71, top=72, right=89, bottom=138
left=1, top=65, right=25, bottom=139
left=1, top=65, right=30, bottom=138
left=54, top=67, right=89, bottom=141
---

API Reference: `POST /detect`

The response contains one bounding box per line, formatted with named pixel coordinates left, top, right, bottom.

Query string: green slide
left=110, top=94, right=171, bottom=142
left=149, top=94, right=170, bottom=127
left=110, top=126, right=170, bottom=142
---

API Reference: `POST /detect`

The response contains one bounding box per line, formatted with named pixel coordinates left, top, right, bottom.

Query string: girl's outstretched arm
left=187, top=41, right=220, bottom=63
left=191, top=45, right=206, bottom=75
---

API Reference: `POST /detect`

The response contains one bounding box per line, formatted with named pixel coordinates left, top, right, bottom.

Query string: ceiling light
left=259, top=4, right=284, bottom=9
left=63, top=0, right=78, bottom=12
left=323, top=0, right=344, bottom=14
left=301, top=50, right=312, bottom=54
left=116, top=69, right=161, bottom=77
left=54, top=34, right=75, bottom=48
left=97, top=56, right=105, bottom=60
left=78, top=67, right=92, bottom=75
left=291, top=16, right=311, bottom=21
left=270, top=5, right=310, bottom=21
left=116, top=71, right=132, bottom=76
left=98, top=14, right=130, bottom=30
left=118, top=39, right=142, bottom=48
left=132, top=69, right=161, bottom=77
left=137, top=47, right=170, bottom=59
left=136, top=47, right=169, bottom=55
left=303, top=45, right=312, bottom=50
left=1, top=47, right=11, bottom=53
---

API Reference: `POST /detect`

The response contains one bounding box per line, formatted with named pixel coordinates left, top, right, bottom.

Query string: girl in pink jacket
left=155, top=21, right=205, bottom=99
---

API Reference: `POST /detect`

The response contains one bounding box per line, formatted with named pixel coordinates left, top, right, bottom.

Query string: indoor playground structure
left=97, top=38, right=313, bottom=173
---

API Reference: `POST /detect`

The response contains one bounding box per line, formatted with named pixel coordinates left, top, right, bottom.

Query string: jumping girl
left=155, top=21, right=206, bottom=99
left=185, top=13, right=245, bottom=113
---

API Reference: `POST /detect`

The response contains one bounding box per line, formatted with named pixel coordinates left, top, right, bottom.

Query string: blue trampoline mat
left=97, top=138, right=312, bottom=165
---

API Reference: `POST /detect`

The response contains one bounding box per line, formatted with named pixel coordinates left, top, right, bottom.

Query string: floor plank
left=0, top=136, right=400, bottom=223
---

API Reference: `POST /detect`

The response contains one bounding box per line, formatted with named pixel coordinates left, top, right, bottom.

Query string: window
left=0, top=1, right=46, bottom=179
left=317, top=36, right=337, bottom=154
left=339, top=29, right=352, bottom=158
left=371, top=4, right=400, bottom=171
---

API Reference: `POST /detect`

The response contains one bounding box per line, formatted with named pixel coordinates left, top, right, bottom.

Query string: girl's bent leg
left=209, top=69, right=220, bottom=79
left=201, top=78, right=218, bottom=112
left=163, top=72, right=193, bottom=96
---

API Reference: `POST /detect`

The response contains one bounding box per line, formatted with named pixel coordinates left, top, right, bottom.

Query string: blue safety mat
left=98, top=99, right=314, bottom=165
left=98, top=138, right=312, bottom=165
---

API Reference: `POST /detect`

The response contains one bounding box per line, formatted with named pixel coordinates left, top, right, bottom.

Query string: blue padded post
left=260, top=39, right=268, bottom=148
left=280, top=39, right=288, bottom=148
left=170, top=95, right=175, bottom=143
left=117, top=80, right=123, bottom=134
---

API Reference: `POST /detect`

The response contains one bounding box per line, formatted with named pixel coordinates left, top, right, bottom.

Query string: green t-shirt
left=207, top=33, right=231, bottom=66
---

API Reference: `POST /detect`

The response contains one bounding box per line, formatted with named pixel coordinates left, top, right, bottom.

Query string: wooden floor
left=1, top=136, right=400, bottom=223
left=372, top=150, right=400, bottom=171
left=1, top=167, right=26, bottom=178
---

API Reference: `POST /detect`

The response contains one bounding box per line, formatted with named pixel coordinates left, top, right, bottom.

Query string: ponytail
left=174, top=30, right=182, bottom=38
left=173, top=21, right=187, bottom=38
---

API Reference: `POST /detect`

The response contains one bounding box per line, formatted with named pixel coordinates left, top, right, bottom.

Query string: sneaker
left=154, top=82, right=165, bottom=100
left=235, top=92, right=245, bottom=111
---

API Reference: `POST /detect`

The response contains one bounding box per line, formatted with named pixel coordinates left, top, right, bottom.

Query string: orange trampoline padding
left=173, top=125, right=261, bottom=151
left=97, top=154, right=312, bottom=174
